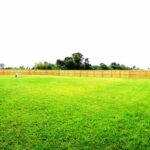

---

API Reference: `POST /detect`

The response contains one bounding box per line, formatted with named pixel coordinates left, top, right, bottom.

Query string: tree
left=72, top=52, right=84, bottom=69
left=56, top=59, right=65, bottom=69
left=119, top=64, right=131, bottom=70
left=56, top=52, right=87, bottom=70
left=56, top=59, right=65, bottom=66
left=33, top=62, right=56, bottom=70
left=55, top=52, right=138, bottom=70
left=109, top=62, right=120, bottom=70
left=64, top=57, right=75, bottom=69
left=92, top=65, right=100, bottom=70
left=84, top=58, right=92, bottom=70
left=132, top=66, right=139, bottom=70
left=19, top=66, right=25, bottom=70
left=5, top=67, right=13, bottom=69
left=109, top=62, right=133, bottom=70
left=99, top=63, right=109, bottom=70
left=0, top=63, right=4, bottom=69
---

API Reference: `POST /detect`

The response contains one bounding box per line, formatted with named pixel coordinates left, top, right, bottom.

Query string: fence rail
left=0, top=70, right=150, bottom=78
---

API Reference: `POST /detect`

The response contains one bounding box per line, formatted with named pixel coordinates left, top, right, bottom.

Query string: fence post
left=111, top=70, right=112, bottom=78
left=128, top=70, right=130, bottom=78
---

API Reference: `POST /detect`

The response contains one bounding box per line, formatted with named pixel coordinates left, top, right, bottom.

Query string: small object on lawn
left=15, top=73, right=19, bottom=78
left=15, top=74, right=22, bottom=78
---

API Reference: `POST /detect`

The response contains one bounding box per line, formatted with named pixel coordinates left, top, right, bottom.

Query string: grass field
left=0, top=76, right=150, bottom=150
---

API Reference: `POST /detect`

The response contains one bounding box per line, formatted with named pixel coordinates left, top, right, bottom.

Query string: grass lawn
left=0, top=76, right=150, bottom=150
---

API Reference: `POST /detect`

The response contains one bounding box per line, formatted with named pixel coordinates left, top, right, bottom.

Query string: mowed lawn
left=0, top=76, right=150, bottom=150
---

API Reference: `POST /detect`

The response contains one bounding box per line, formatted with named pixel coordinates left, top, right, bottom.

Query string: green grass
left=0, top=76, right=150, bottom=150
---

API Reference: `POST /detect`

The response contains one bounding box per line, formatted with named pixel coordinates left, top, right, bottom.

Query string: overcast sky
left=0, top=0, right=150, bottom=69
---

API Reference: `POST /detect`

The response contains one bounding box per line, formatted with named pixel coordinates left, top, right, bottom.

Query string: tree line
left=1, top=52, right=140, bottom=70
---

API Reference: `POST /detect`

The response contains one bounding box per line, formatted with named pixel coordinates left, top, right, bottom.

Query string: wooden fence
left=1, top=70, right=150, bottom=78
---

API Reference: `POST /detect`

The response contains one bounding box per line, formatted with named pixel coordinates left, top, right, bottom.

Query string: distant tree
left=109, top=62, right=134, bottom=70
left=1, top=56, right=140, bottom=70
left=0, top=63, right=4, bottom=69
left=57, top=52, right=137, bottom=70
left=33, top=62, right=57, bottom=70
left=131, top=66, right=139, bottom=70
left=92, top=65, right=101, bottom=70
left=56, top=59, right=65, bottom=69
left=56, top=59, right=65, bottom=66
left=72, top=52, right=84, bottom=69
left=19, top=66, right=25, bottom=70
left=56, top=52, right=87, bottom=70
left=33, top=62, right=44, bottom=69
left=5, top=67, right=13, bottom=69
left=84, top=58, right=92, bottom=70
left=64, top=57, right=75, bottom=69
left=119, top=64, right=126, bottom=70
left=109, top=62, right=126, bottom=70
left=26, top=66, right=31, bottom=70
left=99, top=63, right=109, bottom=70
left=119, top=64, right=131, bottom=70
left=60, top=65, right=67, bottom=70
left=43, top=62, right=53, bottom=69
left=109, top=62, right=117, bottom=70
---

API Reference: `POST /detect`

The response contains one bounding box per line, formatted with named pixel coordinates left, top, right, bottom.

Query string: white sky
left=0, top=0, right=150, bottom=69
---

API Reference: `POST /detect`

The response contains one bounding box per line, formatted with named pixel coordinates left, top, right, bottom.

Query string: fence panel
left=1, top=70, right=150, bottom=79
